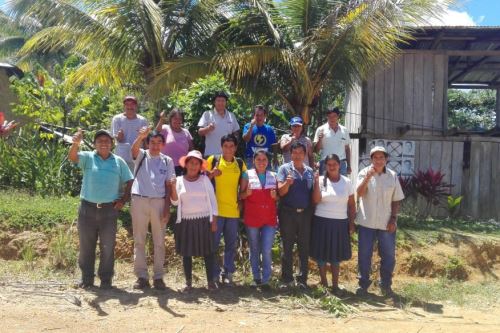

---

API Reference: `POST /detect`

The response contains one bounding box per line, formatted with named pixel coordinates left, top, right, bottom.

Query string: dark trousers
left=77, top=201, right=118, bottom=284
left=278, top=205, right=312, bottom=284
left=357, top=225, right=396, bottom=290
left=183, top=255, right=215, bottom=284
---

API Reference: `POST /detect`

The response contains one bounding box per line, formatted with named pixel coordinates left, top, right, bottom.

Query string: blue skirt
left=310, top=215, right=352, bottom=263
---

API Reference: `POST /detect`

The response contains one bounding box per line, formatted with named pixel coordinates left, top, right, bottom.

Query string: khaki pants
left=131, top=196, right=167, bottom=280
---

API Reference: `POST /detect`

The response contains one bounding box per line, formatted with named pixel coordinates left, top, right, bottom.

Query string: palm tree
left=8, top=0, right=226, bottom=90
left=152, top=0, right=450, bottom=123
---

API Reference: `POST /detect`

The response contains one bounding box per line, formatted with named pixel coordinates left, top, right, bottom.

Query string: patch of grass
left=20, top=242, right=36, bottom=266
left=0, top=190, right=131, bottom=231
left=0, top=191, right=79, bottom=230
left=48, top=230, right=78, bottom=271
left=398, top=279, right=500, bottom=308
left=398, top=215, right=500, bottom=236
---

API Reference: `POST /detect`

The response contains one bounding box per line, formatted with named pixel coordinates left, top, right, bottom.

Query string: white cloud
left=425, top=8, right=476, bottom=26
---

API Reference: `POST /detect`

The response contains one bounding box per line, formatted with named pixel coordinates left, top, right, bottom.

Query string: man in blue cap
left=279, top=116, right=314, bottom=167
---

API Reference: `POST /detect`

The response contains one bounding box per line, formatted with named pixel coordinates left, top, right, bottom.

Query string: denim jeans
left=246, top=225, right=276, bottom=283
left=319, top=159, right=348, bottom=176
left=213, top=217, right=240, bottom=280
left=357, top=225, right=396, bottom=290
left=77, top=201, right=118, bottom=284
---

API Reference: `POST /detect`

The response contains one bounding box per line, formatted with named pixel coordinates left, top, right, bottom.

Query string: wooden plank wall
left=356, top=137, right=499, bottom=219
left=345, top=83, right=362, bottom=184
left=364, top=52, right=448, bottom=137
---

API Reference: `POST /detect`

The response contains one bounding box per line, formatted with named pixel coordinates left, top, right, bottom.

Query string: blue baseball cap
left=289, top=116, right=303, bottom=126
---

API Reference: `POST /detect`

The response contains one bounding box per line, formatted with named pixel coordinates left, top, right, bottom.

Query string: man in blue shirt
left=242, top=105, right=276, bottom=169
left=277, top=142, right=315, bottom=288
left=69, top=129, right=133, bottom=289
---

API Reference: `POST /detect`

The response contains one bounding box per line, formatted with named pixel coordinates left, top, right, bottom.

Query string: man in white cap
left=111, top=95, right=149, bottom=170
left=355, top=146, right=404, bottom=297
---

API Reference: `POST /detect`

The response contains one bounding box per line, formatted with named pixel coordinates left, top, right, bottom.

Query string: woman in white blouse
left=311, top=154, right=356, bottom=293
left=170, top=150, right=218, bottom=291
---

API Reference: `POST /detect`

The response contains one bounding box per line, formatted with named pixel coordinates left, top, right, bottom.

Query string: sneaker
left=259, top=283, right=271, bottom=291
left=133, top=278, right=150, bottom=290
left=278, top=281, right=294, bottom=290
left=207, top=281, right=219, bottom=291
left=250, top=279, right=261, bottom=288
left=76, top=281, right=94, bottom=289
left=355, top=287, right=368, bottom=297
left=153, top=279, right=166, bottom=290
left=180, top=285, right=193, bottom=293
left=380, top=287, right=394, bottom=297
left=222, top=273, right=234, bottom=286
left=100, top=280, right=113, bottom=290
left=295, top=281, right=308, bottom=290
left=179, top=280, right=193, bottom=293
left=331, top=286, right=347, bottom=297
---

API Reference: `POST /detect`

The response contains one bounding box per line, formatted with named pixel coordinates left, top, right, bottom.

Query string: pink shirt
left=160, top=125, right=193, bottom=166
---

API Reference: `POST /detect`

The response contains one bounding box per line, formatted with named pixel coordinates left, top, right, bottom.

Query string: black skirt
left=174, top=216, right=214, bottom=257
left=310, top=215, right=352, bottom=263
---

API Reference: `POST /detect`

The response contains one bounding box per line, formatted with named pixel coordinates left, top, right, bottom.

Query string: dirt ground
left=1, top=267, right=499, bottom=333
left=1, top=227, right=499, bottom=332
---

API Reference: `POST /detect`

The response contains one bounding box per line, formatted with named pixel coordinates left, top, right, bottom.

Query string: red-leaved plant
left=399, top=168, right=453, bottom=216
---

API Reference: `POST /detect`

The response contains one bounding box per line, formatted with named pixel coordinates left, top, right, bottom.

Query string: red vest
left=243, top=169, right=278, bottom=227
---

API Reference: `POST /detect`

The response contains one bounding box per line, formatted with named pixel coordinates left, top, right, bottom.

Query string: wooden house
left=345, top=27, right=500, bottom=219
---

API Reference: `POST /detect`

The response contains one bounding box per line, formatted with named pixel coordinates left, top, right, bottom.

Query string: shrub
left=48, top=229, right=77, bottom=270
left=406, top=252, right=434, bottom=277
left=444, top=256, right=468, bottom=280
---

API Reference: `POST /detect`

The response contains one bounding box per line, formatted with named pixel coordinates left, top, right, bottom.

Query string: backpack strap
left=210, top=154, right=221, bottom=191
left=134, top=151, right=148, bottom=178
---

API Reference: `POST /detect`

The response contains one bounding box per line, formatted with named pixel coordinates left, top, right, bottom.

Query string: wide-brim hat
left=370, top=146, right=389, bottom=158
left=178, top=150, right=208, bottom=170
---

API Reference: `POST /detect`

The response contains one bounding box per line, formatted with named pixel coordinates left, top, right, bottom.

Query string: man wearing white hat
left=355, top=146, right=404, bottom=297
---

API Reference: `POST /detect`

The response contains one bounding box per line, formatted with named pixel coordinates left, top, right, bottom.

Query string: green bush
left=0, top=191, right=79, bottom=230
left=444, top=256, right=469, bottom=280
left=0, top=131, right=82, bottom=196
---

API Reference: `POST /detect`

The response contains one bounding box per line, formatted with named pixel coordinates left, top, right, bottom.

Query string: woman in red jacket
left=240, top=149, right=278, bottom=288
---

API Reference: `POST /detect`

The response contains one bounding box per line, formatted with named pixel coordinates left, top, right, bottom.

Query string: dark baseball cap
left=94, top=129, right=113, bottom=142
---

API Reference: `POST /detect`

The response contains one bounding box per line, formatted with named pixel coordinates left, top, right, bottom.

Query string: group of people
left=69, top=92, right=404, bottom=297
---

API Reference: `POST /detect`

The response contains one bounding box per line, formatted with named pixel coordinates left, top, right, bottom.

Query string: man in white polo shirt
left=313, top=107, right=351, bottom=175
left=111, top=95, right=149, bottom=170
left=130, top=127, right=175, bottom=290
left=355, top=146, right=404, bottom=297
left=197, top=91, right=240, bottom=157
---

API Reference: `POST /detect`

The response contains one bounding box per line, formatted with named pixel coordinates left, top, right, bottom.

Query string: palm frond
left=148, top=57, right=212, bottom=98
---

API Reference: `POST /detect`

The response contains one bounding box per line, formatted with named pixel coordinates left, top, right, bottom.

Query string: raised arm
left=68, top=128, right=83, bottom=163
left=131, top=126, right=150, bottom=160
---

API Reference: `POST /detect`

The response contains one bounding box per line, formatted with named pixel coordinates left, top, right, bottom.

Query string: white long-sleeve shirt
left=171, top=175, right=218, bottom=223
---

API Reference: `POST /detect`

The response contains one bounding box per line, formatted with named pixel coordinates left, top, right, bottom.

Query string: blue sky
left=1, top=0, right=499, bottom=26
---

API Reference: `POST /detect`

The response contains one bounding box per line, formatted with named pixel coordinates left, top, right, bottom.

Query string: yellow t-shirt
left=207, top=155, right=247, bottom=218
